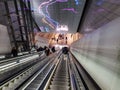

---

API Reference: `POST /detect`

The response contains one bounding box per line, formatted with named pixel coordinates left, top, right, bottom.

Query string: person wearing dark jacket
left=45, top=47, right=50, bottom=56
left=51, top=46, right=56, bottom=53
left=11, top=47, right=18, bottom=57
left=62, top=47, right=69, bottom=54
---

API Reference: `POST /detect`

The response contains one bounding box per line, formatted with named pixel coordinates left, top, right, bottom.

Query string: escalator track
left=17, top=51, right=62, bottom=90
left=46, top=54, right=70, bottom=90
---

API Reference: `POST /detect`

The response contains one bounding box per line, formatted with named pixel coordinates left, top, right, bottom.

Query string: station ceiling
left=0, top=0, right=120, bottom=34
left=30, top=0, right=120, bottom=33
left=80, top=0, right=120, bottom=33
left=0, top=0, right=119, bottom=49
left=30, top=0, right=86, bottom=33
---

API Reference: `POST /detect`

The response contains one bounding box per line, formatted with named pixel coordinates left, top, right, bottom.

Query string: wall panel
left=71, top=17, right=120, bottom=90
left=0, top=24, right=11, bottom=54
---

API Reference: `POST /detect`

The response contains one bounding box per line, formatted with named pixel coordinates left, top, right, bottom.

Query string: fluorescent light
left=56, top=25, right=68, bottom=31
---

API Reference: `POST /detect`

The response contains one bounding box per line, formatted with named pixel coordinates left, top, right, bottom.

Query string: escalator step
left=53, top=76, right=69, bottom=79
left=50, top=85, right=69, bottom=90
left=52, top=78, right=69, bottom=81
left=54, top=74, right=68, bottom=76
left=53, top=77, right=69, bottom=80
left=51, top=81, right=69, bottom=86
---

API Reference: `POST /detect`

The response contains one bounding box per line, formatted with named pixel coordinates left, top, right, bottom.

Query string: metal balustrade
left=19, top=52, right=62, bottom=90
left=69, top=53, right=85, bottom=90
left=0, top=53, right=53, bottom=90
left=0, top=51, right=95, bottom=90
left=44, top=54, right=70, bottom=90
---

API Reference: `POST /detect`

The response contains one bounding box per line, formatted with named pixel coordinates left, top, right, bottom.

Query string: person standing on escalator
left=45, top=47, right=50, bottom=56
left=51, top=46, right=56, bottom=53
left=11, top=47, right=18, bottom=57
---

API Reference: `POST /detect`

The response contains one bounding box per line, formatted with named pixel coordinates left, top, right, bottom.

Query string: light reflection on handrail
left=69, top=53, right=86, bottom=90
left=0, top=51, right=42, bottom=64
left=0, top=54, right=42, bottom=90
left=68, top=54, right=75, bottom=90
left=0, top=55, right=39, bottom=72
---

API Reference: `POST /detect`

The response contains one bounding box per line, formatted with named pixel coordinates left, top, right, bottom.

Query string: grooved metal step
left=52, top=77, right=69, bottom=82
left=53, top=75, right=69, bottom=79
left=51, top=81, right=69, bottom=86
left=49, top=85, right=70, bottom=90
left=48, top=55, right=70, bottom=90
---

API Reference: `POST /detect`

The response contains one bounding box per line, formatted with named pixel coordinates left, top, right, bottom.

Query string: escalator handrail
left=0, top=55, right=42, bottom=89
left=69, top=53, right=86, bottom=90
left=0, top=55, right=39, bottom=72
left=21, top=58, right=53, bottom=89
left=68, top=53, right=77, bottom=90
left=0, top=51, right=42, bottom=64
left=21, top=52, right=61, bottom=90
left=38, top=61, right=56, bottom=90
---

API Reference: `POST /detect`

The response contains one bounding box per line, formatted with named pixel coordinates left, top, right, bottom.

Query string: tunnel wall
left=71, top=17, right=120, bottom=90
left=35, top=34, right=49, bottom=48
left=0, top=24, right=11, bottom=54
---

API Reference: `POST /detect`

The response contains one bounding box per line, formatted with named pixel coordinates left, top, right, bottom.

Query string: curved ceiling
left=79, top=0, right=120, bottom=33
left=30, top=0, right=86, bottom=33
left=31, top=0, right=120, bottom=33
left=0, top=0, right=119, bottom=35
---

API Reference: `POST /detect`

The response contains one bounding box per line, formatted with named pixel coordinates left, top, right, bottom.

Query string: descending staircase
left=47, top=55, right=70, bottom=90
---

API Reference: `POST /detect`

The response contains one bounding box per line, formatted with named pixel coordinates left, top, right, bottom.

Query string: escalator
left=17, top=51, right=62, bottom=90
left=23, top=60, right=54, bottom=90
left=46, top=55, right=70, bottom=90
left=0, top=51, right=61, bottom=90
left=0, top=51, right=100, bottom=90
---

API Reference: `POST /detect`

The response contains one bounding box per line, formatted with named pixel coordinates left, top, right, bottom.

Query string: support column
left=14, top=0, right=24, bottom=42
left=28, top=0, right=35, bottom=46
left=4, top=1, right=17, bottom=48
left=19, top=0, right=30, bottom=51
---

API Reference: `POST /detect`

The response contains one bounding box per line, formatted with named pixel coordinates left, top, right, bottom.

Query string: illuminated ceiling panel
left=30, top=0, right=86, bottom=33
left=80, top=0, right=120, bottom=33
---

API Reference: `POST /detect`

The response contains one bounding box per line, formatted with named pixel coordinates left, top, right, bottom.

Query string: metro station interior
left=0, top=0, right=120, bottom=90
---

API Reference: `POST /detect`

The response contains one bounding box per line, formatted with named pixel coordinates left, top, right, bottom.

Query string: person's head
left=12, top=47, right=16, bottom=49
left=44, top=46, right=47, bottom=49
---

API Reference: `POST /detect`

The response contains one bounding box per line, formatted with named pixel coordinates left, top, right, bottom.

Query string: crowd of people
left=11, top=45, right=56, bottom=57
left=11, top=45, right=70, bottom=58
left=37, top=46, right=56, bottom=56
